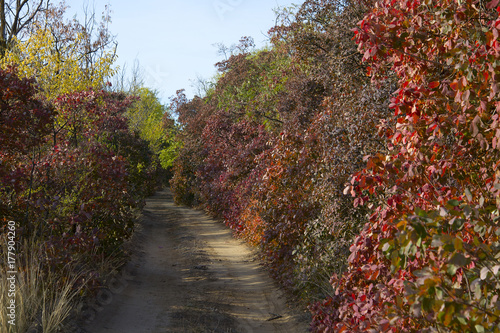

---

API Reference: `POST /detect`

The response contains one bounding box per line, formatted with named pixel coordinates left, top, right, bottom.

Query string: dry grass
left=0, top=236, right=82, bottom=333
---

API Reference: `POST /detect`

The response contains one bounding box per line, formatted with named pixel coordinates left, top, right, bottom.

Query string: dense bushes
left=0, top=3, right=171, bottom=330
left=170, top=0, right=392, bottom=301
left=0, top=64, right=168, bottom=331
left=170, top=0, right=500, bottom=331
left=0, top=66, right=162, bottom=267
left=312, top=0, right=500, bottom=331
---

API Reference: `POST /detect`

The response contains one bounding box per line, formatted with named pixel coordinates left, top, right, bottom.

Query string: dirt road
left=80, top=189, right=310, bottom=333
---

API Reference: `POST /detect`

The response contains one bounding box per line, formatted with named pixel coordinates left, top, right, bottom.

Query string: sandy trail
left=80, top=189, right=309, bottom=333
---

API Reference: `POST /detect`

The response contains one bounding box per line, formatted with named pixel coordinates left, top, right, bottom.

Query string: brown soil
left=79, top=189, right=310, bottom=333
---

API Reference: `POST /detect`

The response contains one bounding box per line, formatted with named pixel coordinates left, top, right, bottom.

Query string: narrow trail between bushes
left=81, top=189, right=309, bottom=333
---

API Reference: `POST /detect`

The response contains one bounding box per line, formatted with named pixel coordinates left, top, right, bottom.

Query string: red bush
left=313, top=0, right=500, bottom=331
left=1, top=67, right=161, bottom=269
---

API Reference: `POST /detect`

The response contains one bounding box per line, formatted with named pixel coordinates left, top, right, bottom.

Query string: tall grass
left=0, top=236, right=82, bottom=333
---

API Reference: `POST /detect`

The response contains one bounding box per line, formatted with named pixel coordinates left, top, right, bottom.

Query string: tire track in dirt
left=81, top=189, right=310, bottom=333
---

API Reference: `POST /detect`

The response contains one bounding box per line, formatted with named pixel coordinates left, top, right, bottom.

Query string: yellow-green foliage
left=159, top=137, right=182, bottom=169
left=0, top=23, right=117, bottom=100
left=126, top=87, right=181, bottom=169
left=126, top=87, right=167, bottom=154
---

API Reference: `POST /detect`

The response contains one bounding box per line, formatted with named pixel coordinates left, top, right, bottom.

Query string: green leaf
left=412, top=221, right=427, bottom=237
left=391, top=251, right=401, bottom=269
left=415, top=206, right=427, bottom=217
left=453, top=237, right=463, bottom=251
left=443, top=304, right=454, bottom=326
left=447, top=264, right=458, bottom=276
left=463, top=205, right=472, bottom=218
left=449, top=253, right=468, bottom=267
left=435, top=287, right=443, bottom=300
left=431, top=235, right=444, bottom=247
left=422, top=297, right=433, bottom=312
left=382, top=241, right=392, bottom=252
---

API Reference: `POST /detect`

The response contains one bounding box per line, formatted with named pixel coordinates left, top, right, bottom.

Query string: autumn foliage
left=170, top=0, right=500, bottom=331
left=171, top=0, right=391, bottom=301
left=0, top=3, right=174, bottom=330
left=313, top=0, right=500, bottom=331
left=0, top=65, right=163, bottom=271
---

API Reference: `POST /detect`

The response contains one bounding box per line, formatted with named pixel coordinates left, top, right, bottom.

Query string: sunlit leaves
left=324, top=0, right=500, bottom=331
left=0, top=3, right=117, bottom=100
left=171, top=0, right=393, bottom=310
left=0, top=68, right=160, bottom=269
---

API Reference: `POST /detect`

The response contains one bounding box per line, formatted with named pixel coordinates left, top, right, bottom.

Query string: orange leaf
left=429, top=81, right=440, bottom=89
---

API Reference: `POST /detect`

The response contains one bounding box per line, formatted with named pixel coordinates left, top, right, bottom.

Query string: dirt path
left=80, top=189, right=310, bottom=333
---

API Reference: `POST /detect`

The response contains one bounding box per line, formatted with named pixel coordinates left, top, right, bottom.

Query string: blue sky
left=65, top=0, right=300, bottom=102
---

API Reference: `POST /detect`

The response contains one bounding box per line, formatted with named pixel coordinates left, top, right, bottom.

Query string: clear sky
left=64, top=0, right=301, bottom=103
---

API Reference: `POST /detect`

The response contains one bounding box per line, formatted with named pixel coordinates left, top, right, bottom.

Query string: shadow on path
left=81, top=189, right=310, bottom=333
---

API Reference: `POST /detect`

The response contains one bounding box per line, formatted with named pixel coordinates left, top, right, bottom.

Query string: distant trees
left=125, top=86, right=179, bottom=171
left=126, top=88, right=168, bottom=152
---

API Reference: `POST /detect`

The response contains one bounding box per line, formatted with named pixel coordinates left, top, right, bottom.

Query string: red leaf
left=429, top=81, right=440, bottom=89
left=450, top=81, right=459, bottom=91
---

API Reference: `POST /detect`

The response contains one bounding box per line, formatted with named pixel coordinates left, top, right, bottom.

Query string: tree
left=0, top=0, right=48, bottom=54
left=126, top=88, right=166, bottom=152
left=124, top=86, right=180, bottom=171
left=0, top=65, right=54, bottom=224
left=0, top=1, right=117, bottom=99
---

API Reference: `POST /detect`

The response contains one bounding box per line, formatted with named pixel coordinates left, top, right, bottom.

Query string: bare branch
left=0, top=0, right=48, bottom=54
left=16, top=0, right=46, bottom=35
